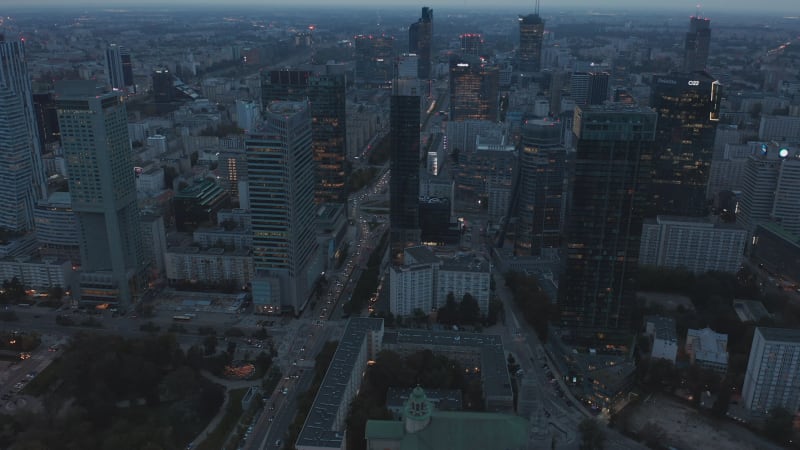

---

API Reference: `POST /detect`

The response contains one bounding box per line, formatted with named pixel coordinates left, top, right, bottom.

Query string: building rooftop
left=646, top=315, right=677, bottom=342
left=440, top=254, right=490, bottom=273
left=386, top=388, right=462, bottom=413
left=757, top=327, right=800, bottom=343
left=732, top=299, right=771, bottom=323
left=296, top=317, right=383, bottom=449
left=404, top=246, right=440, bottom=265
left=687, top=328, right=728, bottom=365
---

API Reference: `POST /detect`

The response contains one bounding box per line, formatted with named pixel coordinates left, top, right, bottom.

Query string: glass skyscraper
left=0, top=35, right=47, bottom=232
left=247, top=101, right=320, bottom=314
left=558, top=105, right=656, bottom=341
left=105, top=44, right=135, bottom=94
left=684, top=16, right=711, bottom=72
left=56, top=81, right=144, bottom=308
left=390, top=88, right=421, bottom=264
left=518, top=12, right=544, bottom=72
left=449, top=56, right=499, bottom=122
left=409, top=7, right=433, bottom=80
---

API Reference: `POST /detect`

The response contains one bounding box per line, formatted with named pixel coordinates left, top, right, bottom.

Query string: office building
left=105, top=44, right=135, bottom=94
left=152, top=67, right=173, bottom=103
left=396, top=53, right=419, bottom=79
left=570, top=72, right=609, bottom=106
left=34, top=192, right=80, bottom=263
left=515, top=119, right=565, bottom=256
left=449, top=57, right=499, bottom=122
left=742, top=327, right=800, bottom=414
left=460, top=33, right=483, bottom=56
left=759, top=115, right=800, bottom=141
left=684, top=16, right=711, bottom=72
left=408, top=7, right=433, bottom=79
left=165, top=246, right=253, bottom=287
left=0, top=257, right=74, bottom=292
left=738, top=145, right=800, bottom=236
left=0, top=35, right=47, bottom=232
left=260, top=69, right=348, bottom=204
left=649, top=72, right=720, bottom=217
left=173, top=179, right=230, bottom=232
left=247, top=101, right=320, bottom=314
left=639, top=216, right=746, bottom=274
left=645, top=316, right=678, bottom=363
left=558, top=105, right=656, bottom=340
left=56, top=81, right=145, bottom=308
left=32, top=92, right=60, bottom=148
left=355, top=35, right=395, bottom=87
left=518, top=7, right=544, bottom=72
left=750, top=223, right=800, bottom=283
left=685, top=327, right=728, bottom=374
left=389, top=87, right=421, bottom=264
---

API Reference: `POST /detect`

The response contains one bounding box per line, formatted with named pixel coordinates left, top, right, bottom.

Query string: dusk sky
left=3, top=0, right=799, bottom=14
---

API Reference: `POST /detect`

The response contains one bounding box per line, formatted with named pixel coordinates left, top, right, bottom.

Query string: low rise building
left=164, top=246, right=253, bottom=287
left=0, top=256, right=74, bottom=291
left=645, top=316, right=678, bottom=363
left=686, top=328, right=729, bottom=373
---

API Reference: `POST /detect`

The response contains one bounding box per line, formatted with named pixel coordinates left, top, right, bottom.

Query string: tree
left=437, top=293, right=459, bottom=325
left=459, top=293, right=481, bottom=325
left=578, top=418, right=605, bottom=450
left=412, top=308, right=428, bottom=326
left=764, top=407, right=793, bottom=445
left=202, top=335, right=217, bottom=355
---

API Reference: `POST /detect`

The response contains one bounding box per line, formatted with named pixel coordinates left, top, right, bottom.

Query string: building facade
left=685, top=327, right=728, bottom=374
left=56, top=81, right=145, bottom=308
left=247, top=101, right=320, bottom=314
left=105, top=44, right=135, bottom=94
left=389, top=91, right=421, bottom=264
left=449, top=57, right=499, bottom=122
left=742, top=327, right=800, bottom=414
left=639, top=216, right=746, bottom=273
left=684, top=16, right=711, bottom=72
left=518, top=13, right=544, bottom=72
left=408, top=7, right=433, bottom=80
left=558, top=105, right=656, bottom=340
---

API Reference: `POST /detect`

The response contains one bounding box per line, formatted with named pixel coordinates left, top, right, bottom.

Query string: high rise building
left=390, top=85, right=421, bottom=264
left=738, top=145, right=800, bottom=237
left=460, top=33, right=483, bottom=57
left=569, top=71, right=609, bottom=106
left=408, top=7, right=433, bottom=79
left=449, top=57, right=499, bottom=122
left=0, top=35, right=47, bottom=233
left=742, top=327, right=800, bottom=414
left=518, top=3, right=545, bottom=73
left=515, top=119, right=565, bottom=256
left=247, top=101, right=320, bottom=314
left=152, top=67, right=173, bottom=103
left=105, top=44, right=135, bottom=94
left=260, top=69, right=348, bottom=204
left=684, top=16, right=711, bottom=72
left=558, top=105, right=657, bottom=341
left=355, top=35, right=395, bottom=87
left=649, top=72, right=720, bottom=217
left=56, top=81, right=145, bottom=308
left=32, top=92, right=60, bottom=148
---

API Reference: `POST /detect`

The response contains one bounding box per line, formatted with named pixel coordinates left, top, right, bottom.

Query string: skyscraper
left=56, top=81, right=144, bottom=308
left=0, top=34, right=47, bottom=232
left=106, top=44, right=135, bottom=94
left=449, top=56, right=499, bottom=122
left=409, top=7, right=433, bottom=79
left=515, top=119, right=565, bottom=256
left=355, top=35, right=395, bottom=87
left=558, top=105, right=656, bottom=341
left=684, top=16, right=711, bottom=72
left=649, top=72, right=720, bottom=217
left=569, top=71, right=609, bottom=106
left=390, top=85, right=421, bottom=264
left=152, top=67, right=173, bottom=103
left=247, top=101, right=320, bottom=314
left=260, top=69, right=348, bottom=204
left=518, top=2, right=544, bottom=73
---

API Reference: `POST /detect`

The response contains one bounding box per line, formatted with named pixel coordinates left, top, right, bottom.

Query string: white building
left=685, top=328, right=728, bottom=374
left=389, top=246, right=491, bottom=318
left=639, top=216, right=747, bottom=274
left=164, top=247, right=253, bottom=287
left=0, top=256, right=74, bottom=291
left=742, top=327, right=800, bottom=414
left=645, top=316, right=678, bottom=363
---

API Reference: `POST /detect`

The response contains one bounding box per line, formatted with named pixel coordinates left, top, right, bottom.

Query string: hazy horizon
left=2, top=0, right=799, bottom=15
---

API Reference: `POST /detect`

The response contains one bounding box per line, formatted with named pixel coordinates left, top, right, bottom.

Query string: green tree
left=459, top=293, right=481, bottom=325
left=437, top=293, right=459, bottom=325
left=764, top=407, right=793, bottom=445
left=578, top=418, right=605, bottom=450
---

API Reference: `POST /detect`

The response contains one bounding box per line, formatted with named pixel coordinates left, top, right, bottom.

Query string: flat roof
left=296, top=317, right=383, bottom=449
left=757, top=327, right=800, bottom=344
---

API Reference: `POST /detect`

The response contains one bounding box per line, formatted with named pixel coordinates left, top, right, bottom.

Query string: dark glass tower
left=518, top=8, right=544, bottom=73
left=355, top=35, right=395, bottom=87
left=260, top=69, right=348, bottom=204
left=558, top=105, right=656, bottom=341
left=152, top=67, right=173, bottom=103
left=648, top=71, right=720, bottom=217
left=106, top=44, right=135, bottom=94
left=449, top=56, right=499, bottom=122
left=515, top=119, right=565, bottom=256
left=389, top=89, right=421, bottom=264
left=684, top=16, right=711, bottom=72
left=409, top=7, right=433, bottom=79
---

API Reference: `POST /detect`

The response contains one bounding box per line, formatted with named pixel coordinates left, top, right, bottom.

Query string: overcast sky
left=3, top=0, right=799, bottom=14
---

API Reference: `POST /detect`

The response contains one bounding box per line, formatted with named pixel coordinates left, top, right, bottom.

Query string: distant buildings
left=684, top=16, right=711, bottom=72
left=685, top=327, right=728, bottom=374
left=355, top=35, right=395, bottom=87
left=0, top=34, right=47, bottom=232
left=152, top=67, right=174, bottom=103
left=56, top=81, right=145, bottom=308
left=639, top=216, right=747, bottom=274
left=246, top=101, right=320, bottom=315
left=558, top=105, right=656, bottom=340
left=645, top=316, right=678, bottom=363
left=569, top=71, right=609, bottom=106
left=449, top=57, right=499, bottom=122
left=408, top=7, right=433, bottom=80
left=742, top=327, right=800, bottom=414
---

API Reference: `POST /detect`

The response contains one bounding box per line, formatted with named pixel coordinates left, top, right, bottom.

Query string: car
left=275, top=439, right=282, bottom=447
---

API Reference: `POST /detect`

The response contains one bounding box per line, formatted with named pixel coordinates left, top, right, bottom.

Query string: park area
left=619, top=394, right=780, bottom=450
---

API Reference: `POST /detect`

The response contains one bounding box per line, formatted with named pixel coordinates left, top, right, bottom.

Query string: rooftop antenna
left=696, top=3, right=701, bottom=18
left=535, top=0, right=541, bottom=16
